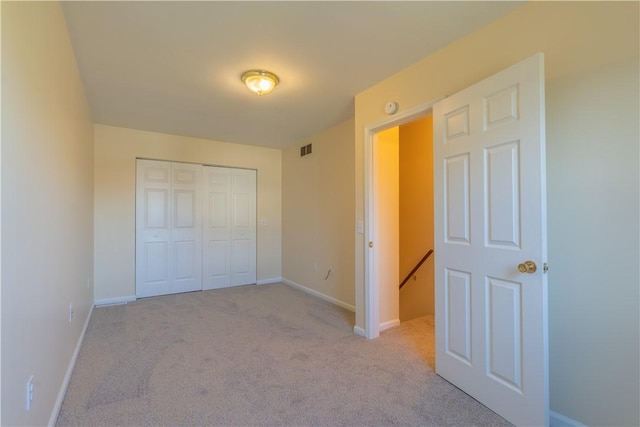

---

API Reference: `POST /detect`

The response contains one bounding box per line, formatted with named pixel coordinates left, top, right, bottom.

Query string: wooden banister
left=399, top=249, right=434, bottom=289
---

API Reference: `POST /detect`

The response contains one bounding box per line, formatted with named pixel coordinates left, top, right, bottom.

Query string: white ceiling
left=61, top=1, right=523, bottom=149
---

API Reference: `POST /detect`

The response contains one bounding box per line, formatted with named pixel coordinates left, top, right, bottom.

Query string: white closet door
left=203, top=166, right=256, bottom=290
left=170, top=162, right=203, bottom=294
left=230, top=168, right=257, bottom=286
left=136, top=160, right=202, bottom=298
left=136, top=160, right=172, bottom=297
left=203, top=167, right=231, bottom=289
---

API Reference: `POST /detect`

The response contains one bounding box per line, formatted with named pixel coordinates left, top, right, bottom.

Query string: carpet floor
left=57, top=283, right=511, bottom=426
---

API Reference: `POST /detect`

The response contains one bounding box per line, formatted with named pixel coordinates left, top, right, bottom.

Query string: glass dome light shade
left=241, top=70, right=279, bottom=96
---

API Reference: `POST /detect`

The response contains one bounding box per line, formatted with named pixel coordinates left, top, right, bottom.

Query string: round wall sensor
left=384, top=101, right=399, bottom=115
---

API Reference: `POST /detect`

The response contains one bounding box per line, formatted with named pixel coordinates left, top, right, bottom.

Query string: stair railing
left=399, top=249, right=434, bottom=289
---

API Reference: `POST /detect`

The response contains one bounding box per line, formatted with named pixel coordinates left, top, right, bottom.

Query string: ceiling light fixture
left=241, top=70, right=279, bottom=96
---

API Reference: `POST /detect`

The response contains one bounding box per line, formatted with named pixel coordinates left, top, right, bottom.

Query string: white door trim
left=363, top=98, right=442, bottom=339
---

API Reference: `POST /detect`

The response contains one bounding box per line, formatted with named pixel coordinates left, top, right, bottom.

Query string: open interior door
left=433, top=53, right=548, bottom=426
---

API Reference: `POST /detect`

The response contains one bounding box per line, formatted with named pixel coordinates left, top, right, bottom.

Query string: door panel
left=434, top=53, right=548, bottom=426
left=230, top=169, right=257, bottom=286
left=136, top=160, right=202, bottom=297
left=231, top=239, right=250, bottom=273
left=444, top=106, right=469, bottom=141
left=445, top=268, right=472, bottom=364
left=484, top=141, right=520, bottom=248
left=209, top=193, right=228, bottom=227
left=444, top=154, right=470, bottom=244
left=484, top=84, right=519, bottom=129
left=174, top=240, right=197, bottom=279
left=137, top=160, right=172, bottom=297
left=203, top=166, right=256, bottom=289
left=233, top=194, right=250, bottom=227
left=203, top=167, right=231, bottom=289
left=174, top=168, right=196, bottom=184
left=144, top=165, right=169, bottom=182
left=145, top=189, right=168, bottom=229
left=144, top=241, right=168, bottom=284
left=170, top=162, right=202, bottom=294
left=174, top=190, right=196, bottom=228
left=486, top=277, right=522, bottom=392
left=208, top=240, right=228, bottom=276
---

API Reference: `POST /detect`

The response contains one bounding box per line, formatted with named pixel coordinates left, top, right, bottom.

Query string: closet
left=135, top=159, right=256, bottom=298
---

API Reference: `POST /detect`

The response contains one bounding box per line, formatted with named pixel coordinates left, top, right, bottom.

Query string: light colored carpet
left=57, top=283, right=511, bottom=426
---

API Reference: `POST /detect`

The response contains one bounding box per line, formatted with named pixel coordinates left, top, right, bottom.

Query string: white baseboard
left=380, top=318, right=400, bottom=332
left=281, top=278, right=355, bottom=312
left=256, top=277, right=282, bottom=285
left=353, top=321, right=399, bottom=337
left=550, top=411, right=585, bottom=427
left=94, top=295, right=136, bottom=306
left=48, top=303, right=94, bottom=426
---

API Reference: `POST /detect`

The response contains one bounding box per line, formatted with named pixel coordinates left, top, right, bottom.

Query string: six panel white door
left=433, top=53, right=548, bottom=426
left=136, top=160, right=203, bottom=298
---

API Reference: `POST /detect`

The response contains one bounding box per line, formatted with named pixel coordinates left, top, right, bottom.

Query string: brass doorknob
left=518, top=260, right=537, bottom=274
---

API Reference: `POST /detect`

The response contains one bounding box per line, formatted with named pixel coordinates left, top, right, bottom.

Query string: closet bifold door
left=202, top=166, right=231, bottom=289
left=203, top=166, right=257, bottom=290
left=136, top=159, right=203, bottom=298
left=229, top=168, right=257, bottom=286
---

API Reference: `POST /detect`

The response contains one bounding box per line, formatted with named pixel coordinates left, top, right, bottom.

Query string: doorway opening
left=364, top=99, right=440, bottom=339
left=397, top=116, right=435, bottom=323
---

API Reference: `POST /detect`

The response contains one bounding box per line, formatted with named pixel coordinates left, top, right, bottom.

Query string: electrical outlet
left=68, top=303, right=74, bottom=322
left=26, top=375, right=34, bottom=411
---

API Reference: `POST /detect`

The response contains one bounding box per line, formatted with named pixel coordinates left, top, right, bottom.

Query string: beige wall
left=0, top=3, right=3, bottom=421
left=353, top=2, right=639, bottom=425
left=546, top=57, right=639, bottom=427
left=1, top=2, right=95, bottom=425
left=94, top=124, right=282, bottom=302
left=399, top=115, right=434, bottom=321
left=281, top=118, right=355, bottom=308
left=374, top=127, right=399, bottom=325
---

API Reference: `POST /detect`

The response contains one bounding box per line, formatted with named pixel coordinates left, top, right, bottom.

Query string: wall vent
left=300, top=143, right=313, bottom=157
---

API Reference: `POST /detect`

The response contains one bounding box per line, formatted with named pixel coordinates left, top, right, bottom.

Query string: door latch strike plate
left=543, top=262, right=549, bottom=273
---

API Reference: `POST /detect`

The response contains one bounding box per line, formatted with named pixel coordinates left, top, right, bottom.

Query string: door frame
left=363, top=98, right=442, bottom=339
